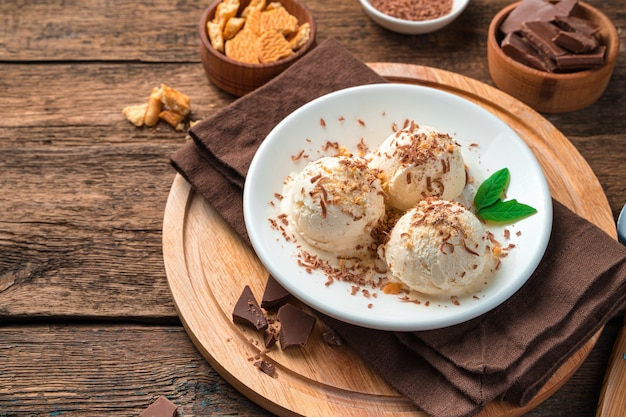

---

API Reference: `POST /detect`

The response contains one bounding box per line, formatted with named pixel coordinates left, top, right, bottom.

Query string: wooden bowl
left=199, top=0, right=317, bottom=97
left=487, top=1, right=618, bottom=113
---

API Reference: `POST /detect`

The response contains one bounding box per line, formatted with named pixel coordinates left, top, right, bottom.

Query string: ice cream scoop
left=286, top=156, right=386, bottom=253
left=369, top=121, right=466, bottom=211
left=384, top=198, right=496, bottom=295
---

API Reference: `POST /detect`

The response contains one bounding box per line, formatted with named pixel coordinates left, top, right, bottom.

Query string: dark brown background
left=0, top=0, right=624, bottom=415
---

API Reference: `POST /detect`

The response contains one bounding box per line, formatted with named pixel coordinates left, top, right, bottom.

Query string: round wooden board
left=162, top=63, right=616, bottom=417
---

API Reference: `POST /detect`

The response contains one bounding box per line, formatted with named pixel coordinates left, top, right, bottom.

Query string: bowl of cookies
left=487, top=0, right=618, bottom=113
left=199, top=0, right=316, bottom=97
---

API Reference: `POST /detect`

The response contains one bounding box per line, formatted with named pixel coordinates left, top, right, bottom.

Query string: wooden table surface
left=0, top=0, right=624, bottom=415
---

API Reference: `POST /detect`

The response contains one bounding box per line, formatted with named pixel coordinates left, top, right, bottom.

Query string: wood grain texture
left=162, top=65, right=613, bottom=417
left=0, top=0, right=624, bottom=415
left=596, top=316, right=626, bottom=417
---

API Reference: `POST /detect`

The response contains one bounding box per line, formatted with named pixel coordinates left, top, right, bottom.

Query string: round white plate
left=243, top=84, right=552, bottom=331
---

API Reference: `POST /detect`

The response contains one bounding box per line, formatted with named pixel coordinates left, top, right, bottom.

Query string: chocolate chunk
left=500, top=0, right=559, bottom=34
left=322, top=329, right=344, bottom=347
left=555, top=15, right=601, bottom=36
left=139, top=396, right=177, bottom=417
left=554, top=0, right=578, bottom=15
left=522, top=21, right=567, bottom=58
left=232, top=285, right=268, bottom=331
left=264, top=331, right=277, bottom=348
left=555, top=45, right=606, bottom=70
left=277, top=304, right=316, bottom=350
left=261, top=275, right=291, bottom=310
left=553, top=30, right=598, bottom=53
left=501, top=32, right=555, bottom=72
left=254, top=360, right=277, bottom=377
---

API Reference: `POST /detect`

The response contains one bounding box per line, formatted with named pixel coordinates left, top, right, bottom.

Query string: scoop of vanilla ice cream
left=384, top=198, right=495, bottom=295
left=287, top=156, right=386, bottom=253
left=369, top=122, right=466, bottom=211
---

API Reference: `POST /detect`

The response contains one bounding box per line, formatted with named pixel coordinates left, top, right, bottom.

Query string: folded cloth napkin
left=171, top=38, right=626, bottom=417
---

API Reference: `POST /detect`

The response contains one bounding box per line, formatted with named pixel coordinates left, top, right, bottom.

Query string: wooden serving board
left=162, top=63, right=616, bottom=417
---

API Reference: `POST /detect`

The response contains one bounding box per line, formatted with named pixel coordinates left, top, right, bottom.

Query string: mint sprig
left=474, top=168, right=537, bottom=223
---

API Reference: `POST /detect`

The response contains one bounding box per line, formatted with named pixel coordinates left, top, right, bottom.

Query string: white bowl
left=359, top=0, right=470, bottom=34
left=243, top=84, right=552, bottom=331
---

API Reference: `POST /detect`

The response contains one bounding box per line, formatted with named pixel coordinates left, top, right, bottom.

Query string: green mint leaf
left=477, top=199, right=538, bottom=223
left=474, top=168, right=510, bottom=211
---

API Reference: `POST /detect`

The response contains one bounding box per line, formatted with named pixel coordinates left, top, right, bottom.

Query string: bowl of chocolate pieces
left=200, top=0, right=316, bottom=96
left=488, top=0, right=618, bottom=113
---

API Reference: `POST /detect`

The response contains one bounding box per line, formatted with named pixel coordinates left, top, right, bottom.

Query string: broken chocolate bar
left=555, top=45, right=605, bottom=70
left=498, top=0, right=606, bottom=73
left=522, top=21, right=567, bottom=58
left=555, top=15, right=600, bottom=35
left=500, top=0, right=559, bottom=34
left=139, top=396, right=177, bottom=417
left=501, top=32, right=555, bottom=72
left=277, top=303, right=316, bottom=350
left=232, top=285, right=268, bottom=331
left=553, top=30, right=598, bottom=53
left=261, top=275, right=291, bottom=310
left=554, top=0, right=578, bottom=15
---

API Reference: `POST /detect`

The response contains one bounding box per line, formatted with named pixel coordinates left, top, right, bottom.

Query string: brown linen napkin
left=170, top=38, right=626, bottom=417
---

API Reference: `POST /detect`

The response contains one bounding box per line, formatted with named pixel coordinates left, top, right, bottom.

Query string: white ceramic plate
left=243, top=84, right=552, bottom=331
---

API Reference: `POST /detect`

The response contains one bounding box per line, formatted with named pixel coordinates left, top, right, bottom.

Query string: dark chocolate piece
left=322, top=329, right=345, bottom=347
left=277, top=304, right=316, bottom=350
left=139, top=396, right=177, bottom=417
left=554, top=0, right=578, bottom=15
left=232, top=285, right=268, bottom=331
left=261, top=275, right=291, bottom=310
left=555, top=45, right=606, bottom=70
left=500, top=0, right=559, bottom=34
left=522, top=21, right=567, bottom=58
left=501, top=32, right=554, bottom=72
left=553, top=30, right=598, bottom=53
left=254, top=360, right=277, bottom=377
left=264, top=331, right=277, bottom=348
left=555, top=15, right=601, bottom=36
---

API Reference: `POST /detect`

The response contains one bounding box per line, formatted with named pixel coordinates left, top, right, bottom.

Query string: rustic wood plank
left=0, top=324, right=273, bottom=416
left=0, top=142, right=180, bottom=320
left=0, top=320, right=619, bottom=416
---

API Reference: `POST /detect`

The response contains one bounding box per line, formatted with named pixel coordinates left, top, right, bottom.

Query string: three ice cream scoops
left=281, top=121, right=498, bottom=297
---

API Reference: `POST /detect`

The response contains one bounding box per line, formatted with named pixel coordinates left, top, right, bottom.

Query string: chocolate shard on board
left=322, top=329, right=345, bottom=347
left=254, top=359, right=277, bottom=377
left=500, top=0, right=559, bottom=34
left=139, top=396, right=178, bottom=417
left=277, top=303, right=316, bottom=350
left=522, top=21, right=567, bottom=58
left=233, top=285, right=268, bottom=331
left=261, top=275, right=292, bottom=310
left=555, top=45, right=606, bottom=70
left=553, top=30, right=598, bottom=53
left=555, top=15, right=601, bottom=36
left=264, top=331, right=277, bottom=348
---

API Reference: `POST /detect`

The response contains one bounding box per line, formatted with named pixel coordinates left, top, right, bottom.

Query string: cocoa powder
left=370, top=0, right=453, bottom=22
